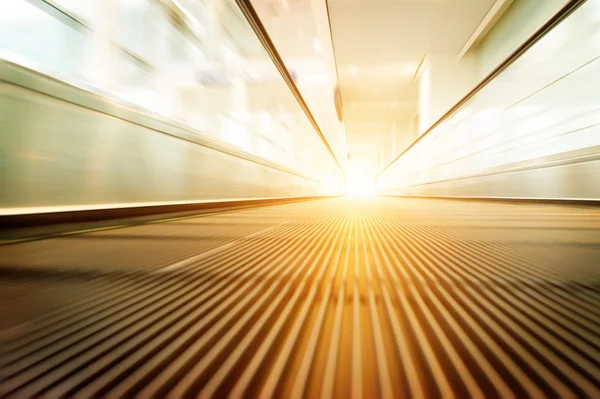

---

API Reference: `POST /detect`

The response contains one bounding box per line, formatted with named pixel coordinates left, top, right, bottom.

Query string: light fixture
left=348, top=66, right=358, bottom=75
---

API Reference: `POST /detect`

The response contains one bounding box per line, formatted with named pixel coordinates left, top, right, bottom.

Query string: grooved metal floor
left=1, top=197, right=600, bottom=398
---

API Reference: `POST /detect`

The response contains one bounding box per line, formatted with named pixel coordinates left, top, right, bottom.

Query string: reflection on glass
left=250, top=0, right=348, bottom=171
left=0, top=0, right=88, bottom=79
left=1, top=0, right=343, bottom=188
left=379, top=0, right=600, bottom=193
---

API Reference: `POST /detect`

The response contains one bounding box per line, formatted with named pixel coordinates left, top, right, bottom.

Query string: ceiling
left=327, top=0, right=499, bottom=176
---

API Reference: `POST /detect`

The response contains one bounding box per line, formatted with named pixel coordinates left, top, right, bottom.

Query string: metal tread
left=1, top=198, right=599, bottom=398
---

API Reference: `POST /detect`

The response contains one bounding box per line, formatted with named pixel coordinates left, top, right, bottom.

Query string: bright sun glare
left=346, top=177, right=377, bottom=196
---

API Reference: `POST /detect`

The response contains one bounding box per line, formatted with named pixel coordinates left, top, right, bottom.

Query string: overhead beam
left=457, top=0, right=514, bottom=58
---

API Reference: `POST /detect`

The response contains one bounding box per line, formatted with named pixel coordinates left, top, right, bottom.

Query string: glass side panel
left=378, top=0, right=600, bottom=194
left=1, top=0, right=344, bottom=189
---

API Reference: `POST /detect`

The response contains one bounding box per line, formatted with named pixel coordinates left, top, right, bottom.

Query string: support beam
left=457, top=0, right=514, bottom=58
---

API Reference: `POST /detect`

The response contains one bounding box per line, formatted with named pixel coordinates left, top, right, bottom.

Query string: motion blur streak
left=0, top=0, right=345, bottom=212
left=2, top=0, right=600, bottom=398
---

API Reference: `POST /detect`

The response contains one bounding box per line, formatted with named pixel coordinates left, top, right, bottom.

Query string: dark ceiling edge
left=376, top=0, right=587, bottom=180
left=325, top=0, right=350, bottom=161
left=234, top=0, right=346, bottom=176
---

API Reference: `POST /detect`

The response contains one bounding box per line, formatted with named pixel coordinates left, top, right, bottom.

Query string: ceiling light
left=348, top=66, right=358, bottom=75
